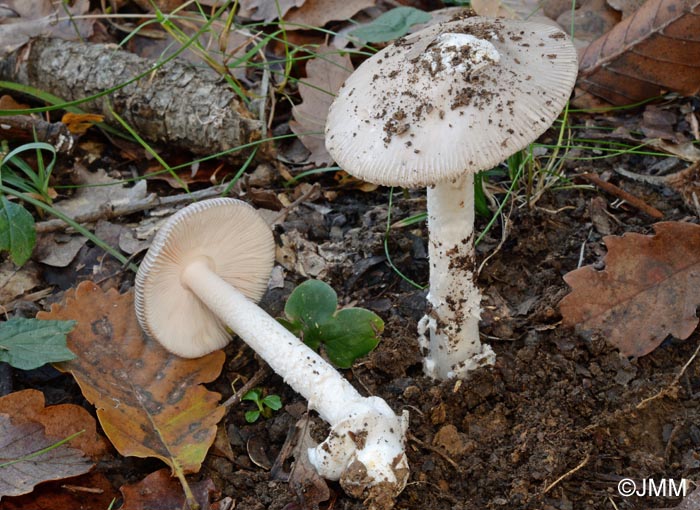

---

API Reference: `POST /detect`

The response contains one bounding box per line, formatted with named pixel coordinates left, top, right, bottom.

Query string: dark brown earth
left=9, top=104, right=700, bottom=510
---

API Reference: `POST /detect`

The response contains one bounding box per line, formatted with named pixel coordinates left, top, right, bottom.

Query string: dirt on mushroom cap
left=325, top=17, right=578, bottom=187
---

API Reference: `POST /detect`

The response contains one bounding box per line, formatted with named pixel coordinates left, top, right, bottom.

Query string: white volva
left=418, top=174, right=496, bottom=379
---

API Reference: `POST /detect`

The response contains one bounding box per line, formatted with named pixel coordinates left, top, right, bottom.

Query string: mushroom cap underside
left=325, top=16, right=578, bottom=187
left=135, top=198, right=275, bottom=358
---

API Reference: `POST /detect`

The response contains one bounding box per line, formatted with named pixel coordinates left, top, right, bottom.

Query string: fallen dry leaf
left=55, top=164, right=148, bottom=221
left=0, top=95, right=29, bottom=109
left=238, top=0, right=305, bottom=22
left=0, top=389, right=106, bottom=461
left=560, top=222, right=700, bottom=357
left=38, top=281, right=226, bottom=477
left=289, top=47, right=353, bottom=165
left=0, top=259, right=40, bottom=305
left=0, top=0, right=93, bottom=56
left=0, top=472, right=117, bottom=510
left=607, top=0, right=647, bottom=18
left=557, top=0, right=620, bottom=44
left=119, top=469, right=217, bottom=510
left=34, top=233, right=87, bottom=268
left=0, top=413, right=93, bottom=500
left=285, top=0, right=375, bottom=30
left=577, top=0, right=700, bottom=105
left=471, top=0, right=544, bottom=19
left=269, top=414, right=330, bottom=508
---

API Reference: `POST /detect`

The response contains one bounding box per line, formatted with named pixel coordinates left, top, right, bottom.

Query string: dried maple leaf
left=37, top=281, right=226, bottom=478
left=0, top=414, right=93, bottom=500
left=560, top=222, right=700, bottom=357
left=577, top=0, right=700, bottom=106
left=290, top=47, right=353, bottom=165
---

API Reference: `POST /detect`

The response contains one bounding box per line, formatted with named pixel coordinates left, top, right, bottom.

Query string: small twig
left=579, top=172, right=664, bottom=219
left=269, top=183, right=321, bottom=225
left=637, top=340, right=700, bottom=410
left=35, top=184, right=230, bottom=233
left=222, top=367, right=270, bottom=409
left=543, top=453, right=590, bottom=494
left=577, top=227, right=593, bottom=268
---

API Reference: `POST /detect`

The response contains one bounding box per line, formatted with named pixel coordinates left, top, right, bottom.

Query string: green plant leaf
left=0, top=318, right=76, bottom=370
left=244, top=410, right=260, bottom=423
left=283, top=280, right=338, bottom=350
left=319, top=308, right=383, bottom=368
left=242, top=388, right=261, bottom=403
left=281, top=280, right=383, bottom=367
left=262, top=395, right=282, bottom=411
left=0, top=196, right=36, bottom=266
left=349, top=7, right=431, bottom=43
left=474, top=171, right=490, bottom=218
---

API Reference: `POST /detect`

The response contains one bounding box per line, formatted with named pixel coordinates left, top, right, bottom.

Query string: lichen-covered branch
left=0, top=38, right=262, bottom=158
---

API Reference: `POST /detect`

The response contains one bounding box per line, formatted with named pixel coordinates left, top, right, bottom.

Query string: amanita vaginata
left=135, top=198, right=408, bottom=503
left=325, top=17, right=578, bottom=379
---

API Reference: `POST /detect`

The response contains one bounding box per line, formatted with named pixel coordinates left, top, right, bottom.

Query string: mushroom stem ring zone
left=135, top=199, right=409, bottom=504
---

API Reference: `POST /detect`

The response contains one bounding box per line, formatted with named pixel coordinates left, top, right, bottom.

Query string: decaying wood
left=577, top=0, right=700, bottom=105
left=0, top=114, right=75, bottom=153
left=0, top=38, right=262, bottom=158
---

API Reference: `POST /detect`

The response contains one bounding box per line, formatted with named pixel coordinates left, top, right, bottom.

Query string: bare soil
left=209, top=152, right=700, bottom=510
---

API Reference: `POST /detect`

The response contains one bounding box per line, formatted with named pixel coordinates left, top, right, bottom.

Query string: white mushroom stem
left=180, top=258, right=409, bottom=493
left=418, top=173, right=496, bottom=379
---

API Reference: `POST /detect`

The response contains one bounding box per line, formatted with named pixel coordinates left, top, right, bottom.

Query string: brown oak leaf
left=37, top=281, right=226, bottom=477
left=576, top=0, right=700, bottom=106
left=560, top=222, right=700, bottom=357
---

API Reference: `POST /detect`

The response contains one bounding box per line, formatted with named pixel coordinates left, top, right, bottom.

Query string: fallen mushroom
left=325, top=16, right=578, bottom=379
left=135, top=198, right=408, bottom=505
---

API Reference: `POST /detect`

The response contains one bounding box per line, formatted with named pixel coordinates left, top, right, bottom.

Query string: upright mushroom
left=135, top=198, right=408, bottom=504
left=325, top=17, right=578, bottom=379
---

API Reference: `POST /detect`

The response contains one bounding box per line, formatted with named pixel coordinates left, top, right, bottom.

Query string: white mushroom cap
left=135, top=198, right=275, bottom=358
left=325, top=17, right=578, bottom=187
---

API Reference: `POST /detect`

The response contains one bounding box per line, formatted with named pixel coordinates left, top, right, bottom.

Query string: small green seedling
left=242, top=388, right=282, bottom=423
left=0, top=141, right=58, bottom=266
left=278, top=279, right=384, bottom=368
left=0, top=318, right=76, bottom=370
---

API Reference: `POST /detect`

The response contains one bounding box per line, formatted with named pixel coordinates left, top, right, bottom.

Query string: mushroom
left=135, top=198, right=409, bottom=503
left=325, top=17, right=578, bottom=379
